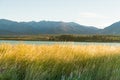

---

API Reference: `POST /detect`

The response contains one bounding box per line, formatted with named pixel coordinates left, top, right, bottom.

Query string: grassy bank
left=0, top=44, right=120, bottom=80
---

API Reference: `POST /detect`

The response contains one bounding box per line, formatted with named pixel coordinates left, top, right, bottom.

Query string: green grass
left=0, top=44, right=120, bottom=80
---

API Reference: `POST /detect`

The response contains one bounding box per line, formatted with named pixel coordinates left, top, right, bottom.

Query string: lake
left=0, top=40, right=120, bottom=46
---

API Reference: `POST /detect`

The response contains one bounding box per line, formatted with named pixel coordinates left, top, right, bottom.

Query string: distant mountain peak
left=0, top=19, right=120, bottom=35
left=101, top=21, right=120, bottom=34
left=0, top=19, right=99, bottom=35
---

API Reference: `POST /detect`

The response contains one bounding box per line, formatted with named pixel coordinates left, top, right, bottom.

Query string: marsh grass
left=0, top=44, right=120, bottom=80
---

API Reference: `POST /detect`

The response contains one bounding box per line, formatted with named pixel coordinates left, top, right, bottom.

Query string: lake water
left=0, top=40, right=120, bottom=46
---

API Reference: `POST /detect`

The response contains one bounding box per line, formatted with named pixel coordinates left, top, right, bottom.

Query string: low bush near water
left=0, top=44, right=120, bottom=80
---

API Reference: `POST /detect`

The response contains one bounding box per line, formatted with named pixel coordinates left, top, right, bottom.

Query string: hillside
left=1, top=19, right=120, bottom=35
left=101, top=21, right=120, bottom=34
left=0, top=19, right=98, bottom=35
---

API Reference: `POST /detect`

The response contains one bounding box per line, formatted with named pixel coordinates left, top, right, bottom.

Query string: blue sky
left=0, top=0, right=120, bottom=28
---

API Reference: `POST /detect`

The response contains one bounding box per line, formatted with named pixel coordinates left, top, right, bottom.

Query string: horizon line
left=0, top=18, right=118, bottom=29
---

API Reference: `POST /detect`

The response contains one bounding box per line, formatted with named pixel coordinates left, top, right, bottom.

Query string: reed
left=0, top=44, right=120, bottom=80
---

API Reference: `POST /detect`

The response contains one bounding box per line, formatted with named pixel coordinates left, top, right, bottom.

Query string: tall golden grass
left=0, top=44, right=120, bottom=80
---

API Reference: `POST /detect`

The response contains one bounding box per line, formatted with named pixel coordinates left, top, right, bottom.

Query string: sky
left=0, top=0, right=120, bottom=28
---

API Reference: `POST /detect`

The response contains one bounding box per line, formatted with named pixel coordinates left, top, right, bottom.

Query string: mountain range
left=0, top=19, right=120, bottom=35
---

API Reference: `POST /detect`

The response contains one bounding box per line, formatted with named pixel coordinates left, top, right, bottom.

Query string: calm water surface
left=0, top=40, right=120, bottom=46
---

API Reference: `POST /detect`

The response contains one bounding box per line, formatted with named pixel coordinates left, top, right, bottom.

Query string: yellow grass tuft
left=0, top=44, right=120, bottom=80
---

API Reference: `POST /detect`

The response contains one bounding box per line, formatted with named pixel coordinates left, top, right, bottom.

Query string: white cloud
left=80, top=12, right=108, bottom=19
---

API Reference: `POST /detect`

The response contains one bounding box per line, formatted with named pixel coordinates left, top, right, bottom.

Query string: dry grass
left=0, top=44, right=120, bottom=80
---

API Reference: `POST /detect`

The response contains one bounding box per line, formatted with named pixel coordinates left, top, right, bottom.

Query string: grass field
left=0, top=44, right=120, bottom=80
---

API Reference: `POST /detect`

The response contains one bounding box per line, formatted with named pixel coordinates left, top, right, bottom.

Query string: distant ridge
left=0, top=19, right=98, bottom=35
left=0, top=19, right=120, bottom=35
left=100, top=21, right=120, bottom=34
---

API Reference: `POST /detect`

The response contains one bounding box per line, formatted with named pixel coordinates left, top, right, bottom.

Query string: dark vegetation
left=1, top=35, right=120, bottom=42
